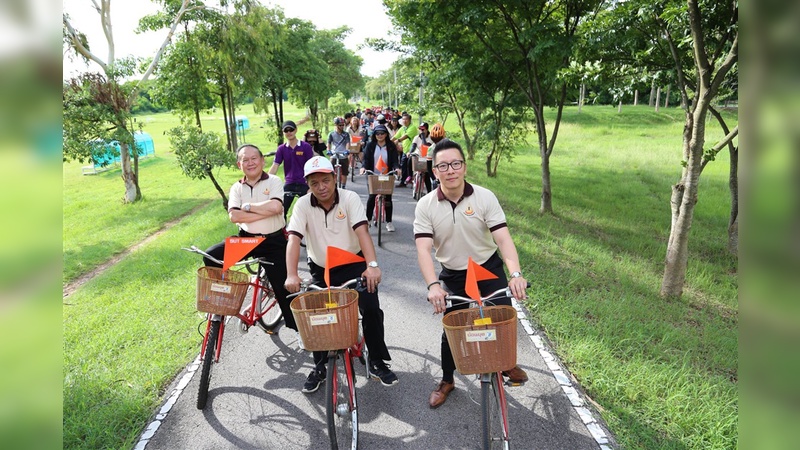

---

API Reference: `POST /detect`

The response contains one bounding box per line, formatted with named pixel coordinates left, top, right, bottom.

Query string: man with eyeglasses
left=413, top=139, right=529, bottom=409
left=268, top=120, right=315, bottom=220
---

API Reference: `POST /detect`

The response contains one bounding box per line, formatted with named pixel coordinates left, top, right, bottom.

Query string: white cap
left=304, top=156, right=334, bottom=177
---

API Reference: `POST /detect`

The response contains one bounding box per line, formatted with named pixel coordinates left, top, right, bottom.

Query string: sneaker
left=370, top=219, right=377, bottom=228
left=385, top=222, right=396, bottom=232
left=302, top=369, right=326, bottom=393
left=368, top=361, right=398, bottom=386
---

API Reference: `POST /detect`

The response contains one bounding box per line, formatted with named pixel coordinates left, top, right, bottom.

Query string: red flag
left=222, top=237, right=264, bottom=271
left=325, top=246, right=366, bottom=287
left=465, top=257, right=499, bottom=303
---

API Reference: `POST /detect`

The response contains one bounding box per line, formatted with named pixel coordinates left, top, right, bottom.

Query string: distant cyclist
left=327, top=116, right=350, bottom=189
left=360, top=124, right=401, bottom=232
left=268, top=120, right=315, bottom=220
left=303, top=129, right=327, bottom=157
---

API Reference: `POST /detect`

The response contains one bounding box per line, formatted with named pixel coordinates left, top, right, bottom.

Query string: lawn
left=63, top=104, right=738, bottom=449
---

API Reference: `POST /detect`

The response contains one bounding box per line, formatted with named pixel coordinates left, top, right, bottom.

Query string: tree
left=168, top=124, right=236, bottom=209
left=63, top=0, right=203, bottom=203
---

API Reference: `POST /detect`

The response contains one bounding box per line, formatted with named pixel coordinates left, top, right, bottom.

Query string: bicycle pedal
left=505, top=380, right=526, bottom=387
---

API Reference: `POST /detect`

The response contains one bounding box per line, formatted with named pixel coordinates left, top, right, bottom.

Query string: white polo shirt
left=413, top=182, right=507, bottom=270
left=287, top=188, right=369, bottom=267
left=229, top=172, right=285, bottom=235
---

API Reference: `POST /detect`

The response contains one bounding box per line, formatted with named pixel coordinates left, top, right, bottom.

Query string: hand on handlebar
left=361, top=266, right=381, bottom=293
left=284, top=274, right=303, bottom=294
left=427, top=283, right=448, bottom=315
left=508, top=276, right=528, bottom=300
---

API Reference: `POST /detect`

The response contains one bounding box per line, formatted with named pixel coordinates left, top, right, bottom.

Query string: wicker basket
left=412, top=155, right=428, bottom=172
left=442, top=305, right=517, bottom=374
left=367, top=174, right=396, bottom=195
left=196, top=266, right=250, bottom=316
left=291, top=289, right=359, bottom=351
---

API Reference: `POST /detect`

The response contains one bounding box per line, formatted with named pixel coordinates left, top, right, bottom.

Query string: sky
left=62, top=0, right=403, bottom=79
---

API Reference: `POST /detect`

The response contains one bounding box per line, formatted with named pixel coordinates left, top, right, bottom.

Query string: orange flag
left=223, top=237, right=264, bottom=271
left=375, top=155, right=388, bottom=174
left=420, top=144, right=429, bottom=158
left=465, top=257, right=499, bottom=303
left=325, top=246, right=366, bottom=287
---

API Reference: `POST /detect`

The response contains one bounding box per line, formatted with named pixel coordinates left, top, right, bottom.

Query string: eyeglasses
left=434, top=160, right=465, bottom=172
left=375, top=132, right=387, bottom=136
left=283, top=128, right=296, bottom=133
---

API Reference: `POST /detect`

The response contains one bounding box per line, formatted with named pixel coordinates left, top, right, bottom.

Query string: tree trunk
left=634, top=89, right=639, bottom=106
left=220, top=92, right=232, bottom=151
left=206, top=168, right=229, bottom=210
left=661, top=109, right=705, bottom=297
left=227, top=84, right=238, bottom=150
left=194, top=107, right=202, bottom=130
left=271, top=89, right=282, bottom=144
left=618, top=100, right=623, bottom=113
left=578, top=83, right=585, bottom=112
left=655, top=86, right=661, bottom=112
left=728, top=145, right=738, bottom=255
left=664, top=85, right=671, bottom=108
left=649, top=80, right=656, bottom=106
left=540, top=149, right=553, bottom=213
left=119, top=141, right=140, bottom=203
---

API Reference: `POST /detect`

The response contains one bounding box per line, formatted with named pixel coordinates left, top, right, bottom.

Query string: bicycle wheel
left=326, top=351, right=358, bottom=450
left=481, top=373, right=510, bottom=449
left=197, top=319, right=221, bottom=409
left=414, top=173, right=423, bottom=200
left=376, top=196, right=383, bottom=247
left=255, top=278, right=283, bottom=331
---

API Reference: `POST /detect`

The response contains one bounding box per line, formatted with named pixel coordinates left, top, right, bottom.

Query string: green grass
left=465, top=105, right=738, bottom=449
left=63, top=104, right=738, bottom=449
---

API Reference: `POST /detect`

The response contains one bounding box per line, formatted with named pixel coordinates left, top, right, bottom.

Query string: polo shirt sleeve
left=274, top=146, right=285, bottom=165
left=413, top=197, right=433, bottom=239
left=286, top=197, right=308, bottom=238
left=269, top=176, right=284, bottom=203
left=228, top=182, right=242, bottom=211
left=347, top=191, right=368, bottom=228
left=482, top=188, right=508, bottom=231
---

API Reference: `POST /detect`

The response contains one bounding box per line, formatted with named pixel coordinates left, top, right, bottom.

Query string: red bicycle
left=363, top=170, right=396, bottom=247
left=289, top=278, right=368, bottom=450
left=184, top=245, right=282, bottom=409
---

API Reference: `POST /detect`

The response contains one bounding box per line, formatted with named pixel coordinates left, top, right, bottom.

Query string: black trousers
left=307, top=258, right=391, bottom=372
left=283, top=183, right=309, bottom=221
left=439, top=252, right=510, bottom=382
left=203, top=230, right=296, bottom=331
left=366, top=194, right=393, bottom=223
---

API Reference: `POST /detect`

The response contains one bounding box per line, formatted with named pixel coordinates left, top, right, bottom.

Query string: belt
left=240, top=229, right=285, bottom=239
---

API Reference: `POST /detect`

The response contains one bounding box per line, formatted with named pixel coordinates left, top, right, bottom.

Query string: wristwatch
left=243, top=203, right=251, bottom=212
left=510, top=271, right=522, bottom=279
left=368, top=261, right=379, bottom=269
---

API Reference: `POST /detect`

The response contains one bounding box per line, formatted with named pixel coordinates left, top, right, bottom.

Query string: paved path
left=138, top=173, right=614, bottom=449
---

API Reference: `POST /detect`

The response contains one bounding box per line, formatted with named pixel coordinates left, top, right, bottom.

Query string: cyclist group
left=202, top=113, right=529, bottom=408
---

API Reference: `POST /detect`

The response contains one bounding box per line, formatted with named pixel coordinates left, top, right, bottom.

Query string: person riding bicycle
left=407, top=122, right=435, bottom=193
left=285, top=156, right=399, bottom=393
left=202, top=143, right=297, bottom=332
left=360, top=124, right=401, bottom=233
left=346, top=115, right=366, bottom=167
left=413, top=138, right=529, bottom=409
left=327, top=117, right=351, bottom=189
left=268, top=120, right=315, bottom=220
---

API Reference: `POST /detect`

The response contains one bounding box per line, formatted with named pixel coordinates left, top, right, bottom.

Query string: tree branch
left=700, top=124, right=738, bottom=172
left=63, top=15, right=108, bottom=72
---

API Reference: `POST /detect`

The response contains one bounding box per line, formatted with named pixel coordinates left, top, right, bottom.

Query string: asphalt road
left=138, top=172, right=614, bottom=450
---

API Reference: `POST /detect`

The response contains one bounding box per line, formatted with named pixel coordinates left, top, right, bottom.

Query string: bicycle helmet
left=304, top=129, right=320, bottom=141
left=430, top=123, right=446, bottom=142
left=333, top=117, right=345, bottom=126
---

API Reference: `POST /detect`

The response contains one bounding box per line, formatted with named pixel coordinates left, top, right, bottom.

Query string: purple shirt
left=275, top=140, right=314, bottom=184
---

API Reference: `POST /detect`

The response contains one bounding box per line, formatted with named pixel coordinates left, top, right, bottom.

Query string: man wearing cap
left=393, top=113, right=417, bottom=187
left=414, top=139, right=529, bottom=409
left=269, top=120, right=315, bottom=220
left=202, top=143, right=296, bottom=332
left=327, top=117, right=351, bottom=189
left=285, top=156, right=399, bottom=393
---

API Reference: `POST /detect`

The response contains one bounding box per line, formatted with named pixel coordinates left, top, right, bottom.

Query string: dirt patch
left=63, top=202, right=211, bottom=298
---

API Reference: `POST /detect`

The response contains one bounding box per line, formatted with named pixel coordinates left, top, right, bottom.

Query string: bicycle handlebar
left=443, top=282, right=531, bottom=309
left=287, top=277, right=366, bottom=298
left=182, top=245, right=274, bottom=268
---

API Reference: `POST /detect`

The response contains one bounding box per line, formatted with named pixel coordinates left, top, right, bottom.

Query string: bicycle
left=289, top=278, right=368, bottom=450
left=183, top=245, right=282, bottom=409
left=441, top=285, right=529, bottom=450
left=363, top=169, right=396, bottom=247
left=410, top=154, right=428, bottom=200
left=328, top=150, right=350, bottom=189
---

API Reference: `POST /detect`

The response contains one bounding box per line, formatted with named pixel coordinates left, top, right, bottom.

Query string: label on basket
left=378, top=175, right=390, bottom=181
left=309, top=313, right=338, bottom=326
left=473, top=317, right=493, bottom=326
left=465, top=329, right=497, bottom=342
left=210, top=283, right=232, bottom=294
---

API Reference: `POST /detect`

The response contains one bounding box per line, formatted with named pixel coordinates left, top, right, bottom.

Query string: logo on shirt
left=263, top=188, right=270, bottom=196
left=464, top=205, right=475, bottom=216
left=335, top=208, right=347, bottom=220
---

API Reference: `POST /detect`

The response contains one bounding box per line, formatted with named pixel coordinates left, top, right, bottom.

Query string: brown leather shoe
left=428, top=381, right=455, bottom=408
left=502, top=366, right=529, bottom=384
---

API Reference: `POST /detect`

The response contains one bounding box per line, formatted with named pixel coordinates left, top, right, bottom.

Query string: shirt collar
left=310, top=189, right=341, bottom=211
left=436, top=181, right=474, bottom=203
left=239, top=171, right=269, bottom=185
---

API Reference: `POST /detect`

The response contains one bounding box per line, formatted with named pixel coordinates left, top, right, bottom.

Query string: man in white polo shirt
left=413, top=139, right=529, bottom=409
left=202, top=143, right=296, bottom=332
left=285, top=156, right=398, bottom=393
